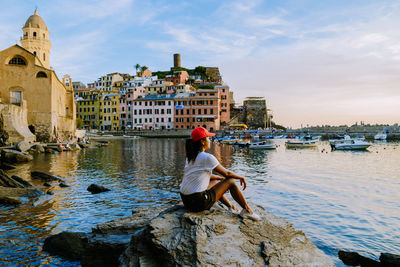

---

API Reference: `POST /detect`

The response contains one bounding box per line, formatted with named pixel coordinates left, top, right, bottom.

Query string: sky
left=1, top=0, right=399, bottom=128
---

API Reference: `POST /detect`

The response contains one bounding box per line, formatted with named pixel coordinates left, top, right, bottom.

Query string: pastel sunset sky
left=1, top=0, right=399, bottom=128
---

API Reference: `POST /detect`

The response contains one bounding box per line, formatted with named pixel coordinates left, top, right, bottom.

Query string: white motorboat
left=285, top=136, right=319, bottom=148
left=333, top=139, right=371, bottom=150
left=249, top=141, right=276, bottom=150
left=374, top=131, right=387, bottom=140
left=329, top=134, right=351, bottom=145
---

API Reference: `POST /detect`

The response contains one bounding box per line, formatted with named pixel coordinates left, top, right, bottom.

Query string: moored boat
left=333, top=139, right=371, bottom=150
left=374, top=131, right=387, bottom=140
left=249, top=141, right=276, bottom=150
left=285, top=135, right=319, bottom=148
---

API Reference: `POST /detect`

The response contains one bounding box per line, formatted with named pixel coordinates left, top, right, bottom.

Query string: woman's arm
left=210, top=174, right=224, bottom=180
left=213, top=164, right=247, bottom=190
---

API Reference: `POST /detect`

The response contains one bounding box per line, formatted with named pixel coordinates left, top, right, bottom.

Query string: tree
left=140, top=65, right=148, bottom=77
left=134, top=63, right=140, bottom=75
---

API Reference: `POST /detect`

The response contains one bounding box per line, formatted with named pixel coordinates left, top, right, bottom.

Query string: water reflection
left=0, top=139, right=399, bottom=266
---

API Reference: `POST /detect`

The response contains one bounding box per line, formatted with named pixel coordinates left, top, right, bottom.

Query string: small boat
left=374, top=131, right=387, bottom=140
left=123, top=135, right=139, bottom=138
left=285, top=136, right=319, bottom=148
left=249, top=141, right=276, bottom=149
left=329, top=134, right=351, bottom=145
left=333, top=139, right=371, bottom=150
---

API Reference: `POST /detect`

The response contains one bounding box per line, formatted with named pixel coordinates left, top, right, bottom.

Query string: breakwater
left=94, top=125, right=400, bottom=140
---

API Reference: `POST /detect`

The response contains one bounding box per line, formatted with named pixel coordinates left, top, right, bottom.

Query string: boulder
left=120, top=204, right=335, bottom=267
left=87, top=184, right=110, bottom=194
left=92, top=206, right=167, bottom=235
left=338, top=250, right=380, bottom=266
left=15, top=141, right=32, bottom=152
left=30, top=144, right=45, bottom=153
left=0, top=162, right=16, bottom=170
left=43, top=231, right=130, bottom=267
left=11, top=175, right=33, bottom=187
left=43, top=232, right=88, bottom=261
left=69, top=143, right=81, bottom=151
left=0, top=186, right=42, bottom=200
left=0, top=196, right=22, bottom=205
left=1, top=149, right=33, bottom=163
left=380, top=253, right=400, bottom=266
left=0, top=170, right=25, bottom=188
left=31, top=171, right=65, bottom=183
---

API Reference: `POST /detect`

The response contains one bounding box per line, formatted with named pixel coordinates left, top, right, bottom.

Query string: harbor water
left=0, top=138, right=399, bottom=266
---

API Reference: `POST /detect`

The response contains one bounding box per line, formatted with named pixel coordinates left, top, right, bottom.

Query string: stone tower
left=20, top=10, right=51, bottom=69
left=173, top=53, right=181, bottom=68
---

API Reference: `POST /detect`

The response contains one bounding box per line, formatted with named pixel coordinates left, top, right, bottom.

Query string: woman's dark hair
left=186, top=138, right=203, bottom=163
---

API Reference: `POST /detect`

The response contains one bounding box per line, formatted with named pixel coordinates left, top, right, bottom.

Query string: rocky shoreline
left=43, top=204, right=335, bottom=267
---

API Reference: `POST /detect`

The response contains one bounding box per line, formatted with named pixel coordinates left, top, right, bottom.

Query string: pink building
left=119, top=86, right=146, bottom=129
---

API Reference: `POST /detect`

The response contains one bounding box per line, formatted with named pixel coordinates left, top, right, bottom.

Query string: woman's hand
left=238, top=176, right=247, bottom=190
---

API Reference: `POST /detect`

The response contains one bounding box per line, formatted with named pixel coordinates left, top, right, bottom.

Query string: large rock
left=15, top=141, right=32, bottom=152
left=120, top=204, right=335, bottom=267
left=0, top=170, right=25, bottom=188
left=1, top=149, right=33, bottom=163
left=92, top=206, right=167, bottom=235
left=31, top=171, right=65, bottom=183
left=43, top=232, right=131, bottom=267
left=338, top=250, right=380, bottom=266
left=380, top=253, right=400, bottom=266
left=0, top=186, right=42, bottom=199
left=87, top=184, right=110, bottom=194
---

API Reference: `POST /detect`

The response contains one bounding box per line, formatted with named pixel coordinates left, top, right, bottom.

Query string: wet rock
left=43, top=183, right=51, bottom=187
left=43, top=232, right=88, bottom=261
left=338, top=250, right=380, bottom=266
left=15, top=141, right=32, bottom=152
left=69, top=143, right=81, bottom=151
left=0, top=196, right=22, bottom=205
left=92, top=206, right=167, bottom=235
left=31, top=171, right=65, bottom=183
left=120, top=204, right=335, bottom=267
left=59, top=182, right=70, bottom=188
left=46, top=190, right=54, bottom=195
left=1, top=149, right=33, bottom=163
left=380, top=253, right=400, bottom=267
left=87, top=184, right=110, bottom=194
left=0, top=162, right=16, bottom=170
left=0, top=186, right=42, bottom=200
left=0, top=170, right=25, bottom=188
left=11, top=175, right=33, bottom=187
left=43, top=231, right=130, bottom=267
left=30, top=144, right=45, bottom=154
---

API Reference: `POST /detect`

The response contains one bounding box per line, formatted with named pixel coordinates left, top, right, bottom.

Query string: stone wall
left=0, top=101, right=35, bottom=145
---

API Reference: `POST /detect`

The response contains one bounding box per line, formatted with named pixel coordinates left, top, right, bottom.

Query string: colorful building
left=119, top=86, right=146, bottom=130
left=99, top=93, right=119, bottom=130
left=131, top=94, right=175, bottom=130
left=75, top=88, right=100, bottom=129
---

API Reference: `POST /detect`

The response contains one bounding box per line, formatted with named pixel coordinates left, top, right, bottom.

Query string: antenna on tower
left=35, top=5, right=38, bottom=14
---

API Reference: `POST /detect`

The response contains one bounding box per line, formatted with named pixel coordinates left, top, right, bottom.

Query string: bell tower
left=20, top=10, right=51, bottom=69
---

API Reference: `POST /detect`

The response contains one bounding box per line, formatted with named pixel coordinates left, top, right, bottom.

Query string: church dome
left=24, top=10, right=48, bottom=30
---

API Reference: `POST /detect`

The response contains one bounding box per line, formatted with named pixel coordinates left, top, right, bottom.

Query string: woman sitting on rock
left=180, top=127, right=260, bottom=221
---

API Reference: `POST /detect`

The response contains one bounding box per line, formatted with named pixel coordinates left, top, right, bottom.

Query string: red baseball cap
left=191, top=127, right=215, bottom=142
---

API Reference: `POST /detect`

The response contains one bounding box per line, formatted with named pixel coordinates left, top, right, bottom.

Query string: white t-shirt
left=180, top=152, right=220, bottom=195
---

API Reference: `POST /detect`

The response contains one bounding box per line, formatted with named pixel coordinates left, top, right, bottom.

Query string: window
left=36, top=71, right=47, bottom=78
left=33, top=32, right=37, bottom=37
left=8, top=56, right=26, bottom=66
left=198, top=109, right=201, bottom=114
left=210, top=109, right=214, bottom=114
left=161, top=118, right=164, bottom=122
left=192, top=109, right=195, bottom=114
left=204, top=109, right=207, bottom=114
left=43, top=53, right=46, bottom=61
left=10, top=91, right=22, bottom=106
left=186, top=109, right=189, bottom=115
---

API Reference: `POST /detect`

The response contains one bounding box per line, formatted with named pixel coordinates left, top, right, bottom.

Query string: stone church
left=0, top=10, right=76, bottom=143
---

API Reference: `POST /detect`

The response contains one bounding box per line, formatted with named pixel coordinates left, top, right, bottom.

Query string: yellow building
left=0, top=10, right=75, bottom=142
left=75, top=88, right=100, bottom=129
left=99, top=92, right=119, bottom=130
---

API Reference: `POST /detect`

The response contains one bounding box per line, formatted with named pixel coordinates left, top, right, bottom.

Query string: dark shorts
left=180, top=189, right=216, bottom=212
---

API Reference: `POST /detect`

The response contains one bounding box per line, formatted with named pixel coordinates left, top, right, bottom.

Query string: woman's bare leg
left=208, top=180, right=236, bottom=210
left=210, top=178, right=253, bottom=213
